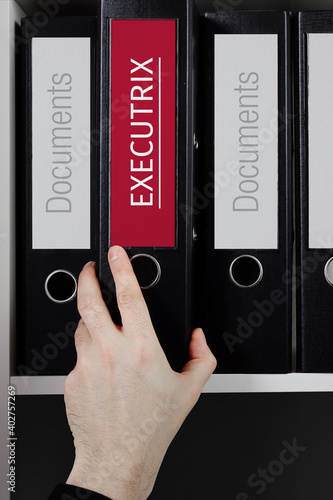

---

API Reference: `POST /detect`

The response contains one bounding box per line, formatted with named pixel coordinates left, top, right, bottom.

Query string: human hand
left=65, top=246, right=217, bottom=500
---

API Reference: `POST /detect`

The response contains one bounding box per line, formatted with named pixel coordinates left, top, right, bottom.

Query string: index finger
left=108, top=246, right=153, bottom=332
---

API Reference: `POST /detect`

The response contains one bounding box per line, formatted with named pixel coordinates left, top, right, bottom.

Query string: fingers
left=77, top=261, right=117, bottom=339
left=180, top=328, right=217, bottom=397
left=108, top=246, right=152, bottom=332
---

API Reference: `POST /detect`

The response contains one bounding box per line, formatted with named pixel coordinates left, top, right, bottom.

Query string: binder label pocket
left=32, top=37, right=91, bottom=250
left=308, top=33, right=333, bottom=249
left=110, top=20, right=176, bottom=248
left=214, top=34, right=278, bottom=250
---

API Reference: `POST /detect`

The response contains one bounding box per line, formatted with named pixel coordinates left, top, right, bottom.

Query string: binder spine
left=98, top=0, right=198, bottom=371
left=199, top=11, right=293, bottom=374
left=296, top=12, right=333, bottom=373
left=17, top=17, right=97, bottom=375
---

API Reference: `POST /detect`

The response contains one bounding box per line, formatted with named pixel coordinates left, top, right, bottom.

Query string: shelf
left=9, top=373, right=333, bottom=395
left=14, top=0, right=333, bottom=15
left=203, top=373, right=333, bottom=393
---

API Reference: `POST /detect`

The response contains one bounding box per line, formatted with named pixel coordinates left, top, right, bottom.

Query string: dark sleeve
left=48, top=484, right=112, bottom=500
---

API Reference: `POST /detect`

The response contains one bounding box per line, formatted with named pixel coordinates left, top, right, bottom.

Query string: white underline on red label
left=131, top=77, right=152, bottom=81
left=158, top=57, right=162, bottom=210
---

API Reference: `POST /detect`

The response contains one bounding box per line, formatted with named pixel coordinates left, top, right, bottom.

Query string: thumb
left=180, top=328, right=217, bottom=392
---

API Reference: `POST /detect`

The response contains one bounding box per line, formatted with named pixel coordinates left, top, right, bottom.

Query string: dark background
left=14, top=393, right=333, bottom=499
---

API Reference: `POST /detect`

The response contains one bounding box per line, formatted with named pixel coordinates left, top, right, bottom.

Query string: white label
left=32, top=38, right=91, bottom=250
left=308, top=34, right=333, bottom=249
left=214, top=34, right=278, bottom=250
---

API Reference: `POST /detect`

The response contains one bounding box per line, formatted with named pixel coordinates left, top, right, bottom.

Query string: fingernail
left=83, top=261, right=95, bottom=269
left=197, top=328, right=207, bottom=342
left=109, top=247, right=119, bottom=262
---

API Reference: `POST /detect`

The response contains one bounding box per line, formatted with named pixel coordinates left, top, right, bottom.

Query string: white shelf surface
left=10, top=373, right=333, bottom=395
left=203, top=373, right=333, bottom=393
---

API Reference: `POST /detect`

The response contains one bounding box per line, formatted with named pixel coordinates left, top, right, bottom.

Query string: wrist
left=66, top=460, right=146, bottom=500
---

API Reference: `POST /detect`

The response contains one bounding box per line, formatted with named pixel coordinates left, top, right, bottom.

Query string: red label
left=110, top=20, right=176, bottom=247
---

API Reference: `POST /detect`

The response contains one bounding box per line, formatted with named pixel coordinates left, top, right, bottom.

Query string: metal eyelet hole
left=130, top=254, right=161, bottom=290
left=324, top=257, right=333, bottom=286
left=45, top=270, right=77, bottom=303
left=229, top=255, right=263, bottom=288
